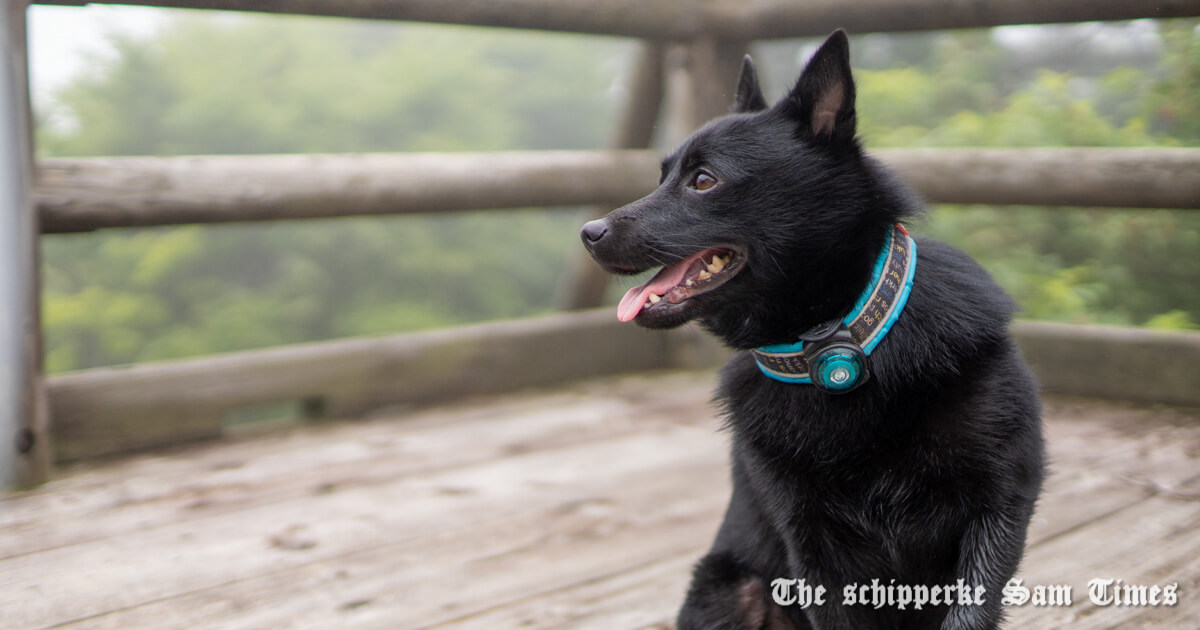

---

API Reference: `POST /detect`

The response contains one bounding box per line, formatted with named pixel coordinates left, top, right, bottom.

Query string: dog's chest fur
left=711, top=237, right=1043, bottom=588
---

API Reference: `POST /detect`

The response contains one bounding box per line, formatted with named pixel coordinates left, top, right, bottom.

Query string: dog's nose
left=581, top=219, right=609, bottom=245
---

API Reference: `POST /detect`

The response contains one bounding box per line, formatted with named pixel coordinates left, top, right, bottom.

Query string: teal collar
left=752, top=223, right=917, bottom=387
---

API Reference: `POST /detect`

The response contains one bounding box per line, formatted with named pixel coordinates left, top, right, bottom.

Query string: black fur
left=581, top=30, right=1043, bottom=630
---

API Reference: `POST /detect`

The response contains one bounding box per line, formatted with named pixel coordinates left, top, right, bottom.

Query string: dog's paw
left=676, top=553, right=803, bottom=630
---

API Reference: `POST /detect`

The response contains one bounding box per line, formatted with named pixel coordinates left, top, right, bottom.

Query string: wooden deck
left=3, top=370, right=1199, bottom=629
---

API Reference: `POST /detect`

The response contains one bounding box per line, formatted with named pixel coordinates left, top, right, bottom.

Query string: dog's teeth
left=685, top=278, right=694, bottom=287
left=709, top=256, right=726, bottom=273
left=648, top=293, right=661, bottom=304
left=698, top=270, right=712, bottom=281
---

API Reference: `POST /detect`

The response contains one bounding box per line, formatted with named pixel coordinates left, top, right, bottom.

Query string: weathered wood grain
left=1007, top=488, right=1200, bottom=629
left=35, top=150, right=662, bottom=233
left=0, top=425, right=725, bottom=627
left=35, top=148, right=1200, bottom=233
left=1023, top=397, right=1200, bottom=547
left=449, top=553, right=698, bottom=629
left=42, top=309, right=1200, bottom=462
left=4, top=373, right=1199, bottom=629
left=886, top=148, right=1200, bottom=210
left=679, top=320, right=1200, bottom=408
left=1, top=373, right=728, bottom=628
left=44, top=309, right=674, bottom=461
left=33, top=0, right=1200, bottom=41
left=1015, top=321, right=1200, bottom=408
left=1, top=0, right=52, bottom=490
left=3, top=373, right=717, bottom=559
left=454, top=395, right=1200, bottom=630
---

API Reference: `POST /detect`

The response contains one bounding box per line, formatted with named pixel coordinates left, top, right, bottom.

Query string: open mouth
left=617, top=247, right=746, bottom=322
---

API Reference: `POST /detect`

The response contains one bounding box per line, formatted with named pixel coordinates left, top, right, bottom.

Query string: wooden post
left=660, top=37, right=751, bottom=146
left=680, top=37, right=751, bottom=130
left=555, top=41, right=665, bottom=310
left=1, top=0, right=50, bottom=488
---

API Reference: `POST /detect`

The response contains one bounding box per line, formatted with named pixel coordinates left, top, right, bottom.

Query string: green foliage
left=917, top=206, right=1200, bottom=327
left=1143, top=20, right=1200, bottom=143
left=925, top=71, right=1157, bottom=147
left=862, top=69, right=1161, bottom=148
left=39, top=15, right=625, bottom=372
left=36, top=15, right=1200, bottom=373
left=1144, top=310, right=1199, bottom=330
left=850, top=21, right=1200, bottom=330
left=42, top=17, right=625, bottom=155
left=43, top=209, right=582, bottom=373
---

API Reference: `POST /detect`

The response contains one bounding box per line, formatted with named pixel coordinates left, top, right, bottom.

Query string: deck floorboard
left=3, top=371, right=1198, bottom=629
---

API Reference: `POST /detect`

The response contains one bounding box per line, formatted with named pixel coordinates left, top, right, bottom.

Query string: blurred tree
left=1143, top=20, right=1200, bottom=142
left=765, top=22, right=1199, bottom=330
left=42, top=17, right=626, bottom=155
left=39, top=15, right=628, bottom=372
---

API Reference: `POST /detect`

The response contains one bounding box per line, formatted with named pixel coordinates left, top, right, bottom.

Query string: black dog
left=581, top=30, right=1044, bottom=630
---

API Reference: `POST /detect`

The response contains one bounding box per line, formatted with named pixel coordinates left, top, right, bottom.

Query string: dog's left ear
left=732, top=55, right=768, bottom=114
left=782, top=29, right=856, bottom=145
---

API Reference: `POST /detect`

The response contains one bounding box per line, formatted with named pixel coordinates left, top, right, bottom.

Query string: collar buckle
left=799, top=319, right=843, bottom=343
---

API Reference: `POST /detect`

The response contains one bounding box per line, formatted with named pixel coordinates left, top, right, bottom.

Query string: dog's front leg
left=940, top=509, right=1032, bottom=630
left=677, top=461, right=808, bottom=630
left=676, top=552, right=803, bottom=630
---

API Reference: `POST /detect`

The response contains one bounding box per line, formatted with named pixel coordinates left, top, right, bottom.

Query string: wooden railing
left=34, top=0, right=1200, bottom=40
left=5, top=0, right=1200, bottom=486
left=35, top=149, right=1200, bottom=233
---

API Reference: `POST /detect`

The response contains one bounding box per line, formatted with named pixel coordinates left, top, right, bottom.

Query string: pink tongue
left=616, top=255, right=701, bottom=322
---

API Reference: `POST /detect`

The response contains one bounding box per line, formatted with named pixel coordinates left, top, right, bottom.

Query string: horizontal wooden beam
left=35, top=150, right=662, bottom=232
left=45, top=309, right=674, bottom=461
left=671, top=320, right=1200, bottom=409
left=882, top=148, right=1200, bottom=211
left=34, top=0, right=1200, bottom=40
left=36, top=148, right=1200, bottom=232
left=36, top=0, right=698, bottom=40
left=716, top=0, right=1200, bottom=41
left=45, top=310, right=1200, bottom=461
left=1013, top=321, right=1200, bottom=409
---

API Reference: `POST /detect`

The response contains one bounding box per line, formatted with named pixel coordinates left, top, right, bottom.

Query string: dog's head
left=582, top=30, right=906, bottom=347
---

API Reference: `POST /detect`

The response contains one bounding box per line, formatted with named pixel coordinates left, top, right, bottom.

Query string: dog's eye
left=691, top=171, right=717, bottom=192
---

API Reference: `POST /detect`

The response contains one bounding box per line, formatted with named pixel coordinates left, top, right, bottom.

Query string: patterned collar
left=752, top=224, right=917, bottom=387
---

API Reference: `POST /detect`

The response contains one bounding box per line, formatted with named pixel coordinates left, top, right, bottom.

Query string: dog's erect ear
left=783, top=29, right=856, bottom=144
left=732, top=55, right=768, bottom=114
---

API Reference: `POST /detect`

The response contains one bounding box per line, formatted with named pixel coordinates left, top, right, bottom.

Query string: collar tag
left=751, top=224, right=917, bottom=387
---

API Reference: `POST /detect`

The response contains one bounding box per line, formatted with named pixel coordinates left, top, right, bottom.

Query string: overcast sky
left=25, top=5, right=1169, bottom=106
left=27, top=4, right=164, bottom=98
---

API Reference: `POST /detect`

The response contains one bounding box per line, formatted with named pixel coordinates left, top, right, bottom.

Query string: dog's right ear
left=732, top=55, right=768, bottom=114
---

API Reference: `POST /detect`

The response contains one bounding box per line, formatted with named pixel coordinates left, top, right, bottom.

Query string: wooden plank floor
left=3, top=370, right=1199, bottom=629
